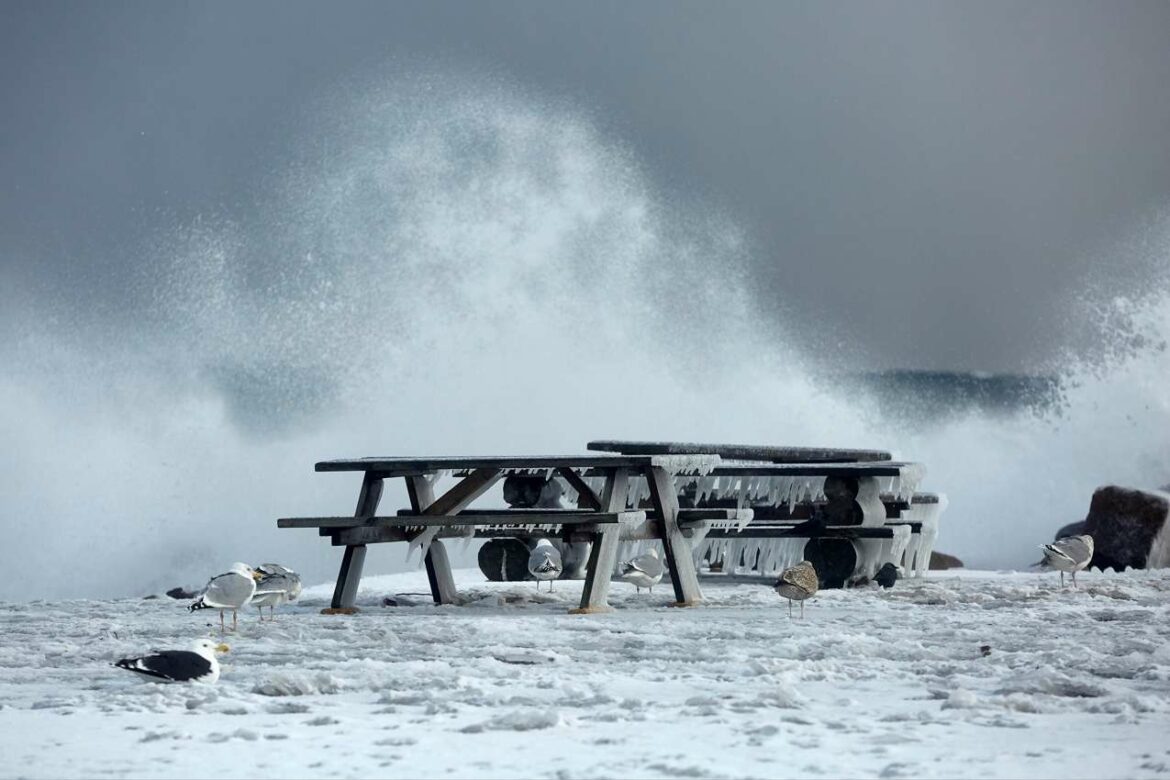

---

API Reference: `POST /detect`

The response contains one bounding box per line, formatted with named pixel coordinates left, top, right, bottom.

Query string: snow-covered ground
left=2, top=568, right=1169, bottom=779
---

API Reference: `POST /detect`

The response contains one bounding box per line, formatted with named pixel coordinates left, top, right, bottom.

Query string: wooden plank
left=645, top=465, right=703, bottom=606
left=291, top=511, right=637, bottom=529
left=588, top=440, right=892, bottom=463
left=281, top=516, right=375, bottom=529
left=709, top=462, right=917, bottom=478
left=556, top=467, right=602, bottom=511
left=315, top=455, right=656, bottom=476
left=331, top=472, right=383, bottom=609
left=394, top=511, right=636, bottom=525
left=424, top=468, right=502, bottom=516
left=703, top=526, right=896, bottom=539
left=572, top=468, right=628, bottom=614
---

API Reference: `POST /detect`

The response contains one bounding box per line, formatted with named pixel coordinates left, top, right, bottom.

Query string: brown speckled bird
left=774, top=560, right=819, bottom=618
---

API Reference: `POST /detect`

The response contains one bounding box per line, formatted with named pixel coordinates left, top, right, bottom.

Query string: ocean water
left=1, top=73, right=1167, bottom=599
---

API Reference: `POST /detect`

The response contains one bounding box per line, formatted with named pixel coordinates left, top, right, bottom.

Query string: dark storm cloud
left=3, top=1, right=1169, bottom=370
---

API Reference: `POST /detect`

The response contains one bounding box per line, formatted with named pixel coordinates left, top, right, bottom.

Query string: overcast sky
left=3, top=1, right=1169, bottom=371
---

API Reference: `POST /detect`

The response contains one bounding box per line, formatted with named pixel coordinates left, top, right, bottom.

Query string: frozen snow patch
left=460, top=709, right=563, bottom=733
left=253, top=672, right=344, bottom=697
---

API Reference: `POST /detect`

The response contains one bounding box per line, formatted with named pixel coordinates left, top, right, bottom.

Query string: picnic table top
left=587, top=440, right=892, bottom=463
left=314, top=454, right=706, bottom=476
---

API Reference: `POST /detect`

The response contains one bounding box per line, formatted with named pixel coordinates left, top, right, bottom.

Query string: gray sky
left=3, top=0, right=1169, bottom=370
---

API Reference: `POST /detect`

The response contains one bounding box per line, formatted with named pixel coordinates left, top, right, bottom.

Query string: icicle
left=406, top=526, right=440, bottom=567
left=648, top=454, right=720, bottom=477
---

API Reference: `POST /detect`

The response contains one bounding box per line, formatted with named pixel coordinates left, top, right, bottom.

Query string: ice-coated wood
left=331, top=472, right=383, bottom=609
left=406, top=476, right=458, bottom=605
left=574, top=469, right=629, bottom=614
left=645, top=465, right=703, bottom=606
left=316, top=455, right=657, bottom=476
left=588, top=440, right=892, bottom=463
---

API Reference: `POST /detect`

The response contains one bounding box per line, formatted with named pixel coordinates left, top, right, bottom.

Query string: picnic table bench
left=278, top=454, right=720, bottom=613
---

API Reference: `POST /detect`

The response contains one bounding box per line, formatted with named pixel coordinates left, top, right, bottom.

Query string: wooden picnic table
left=279, top=454, right=717, bottom=613
left=587, top=440, right=936, bottom=585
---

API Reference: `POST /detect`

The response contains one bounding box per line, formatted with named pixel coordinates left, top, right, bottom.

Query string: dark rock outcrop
left=1054, top=521, right=1087, bottom=541
left=928, top=551, right=964, bottom=570
left=166, top=586, right=198, bottom=600
left=1081, top=486, right=1170, bottom=571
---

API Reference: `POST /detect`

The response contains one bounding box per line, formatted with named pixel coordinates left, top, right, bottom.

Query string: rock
left=1054, top=521, right=1086, bottom=541
left=502, top=476, right=563, bottom=508
left=802, top=538, right=856, bottom=589
left=1081, top=485, right=1170, bottom=571
left=873, top=562, right=899, bottom=588
left=928, top=551, right=964, bottom=570
left=477, top=538, right=532, bottom=581
left=166, top=586, right=198, bottom=600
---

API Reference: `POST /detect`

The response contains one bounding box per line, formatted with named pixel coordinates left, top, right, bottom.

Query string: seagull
left=774, top=560, right=818, bottom=617
left=251, top=563, right=303, bottom=621
left=114, top=638, right=230, bottom=684
left=527, top=539, right=563, bottom=592
left=189, top=562, right=258, bottom=632
left=1040, top=534, right=1094, bottom=588
left=620, top=547, right=665, bottom=594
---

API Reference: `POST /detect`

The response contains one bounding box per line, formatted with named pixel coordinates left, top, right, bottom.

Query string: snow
left=2, top=568, right=1169, bottom=779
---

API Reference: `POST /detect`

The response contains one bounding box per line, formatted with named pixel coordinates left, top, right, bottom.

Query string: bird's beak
left=216, top=643, right=230, bottom=654
left=251, top=570, right=263, bottom=580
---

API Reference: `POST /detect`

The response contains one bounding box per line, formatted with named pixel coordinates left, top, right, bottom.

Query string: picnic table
left=278, top=454, right=720, bottom=613
left=587, top=440, right=940, bottom=585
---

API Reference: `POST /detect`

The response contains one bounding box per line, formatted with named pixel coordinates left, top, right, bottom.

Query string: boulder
left=477, top=538, right=533, bottom=581
left=1081, top=485, right=1170, bottom=571
left=502, top=475, right=564, bottom=509
left=928, top=551, right=964, bottom=570
left=1054, top=521, right=1086, bottom=541
left=166, top=586, right=198, bottom=600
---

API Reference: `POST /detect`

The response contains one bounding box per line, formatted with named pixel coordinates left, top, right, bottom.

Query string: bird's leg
left=800, top=600, right=804, bottom=619
left=270, top=606, right=275, bottom=621
left=788, top=599, right=792, bottom=618
left=219, top=611, right=225, bottom=634
left=1072, top=570, right=1077, bottom=589
left=257, top=606, right=264, bottom=623
left=550, top=580, right=554, bottom=593
left=1060, top=571, right=1065, bottom=588
left=233, top=610, right=238, bottom=632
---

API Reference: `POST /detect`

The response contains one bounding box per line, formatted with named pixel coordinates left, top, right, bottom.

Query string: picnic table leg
left=407, top=476, right=460, bottom=606
left=571, top=468, right=628, bottom=614
left=329, top=472, right=383, bottom=611
left=646, top=466, right=703, bottom=606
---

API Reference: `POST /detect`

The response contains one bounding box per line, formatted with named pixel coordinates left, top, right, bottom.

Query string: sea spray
left=0, top=73, right=1168, bottom=598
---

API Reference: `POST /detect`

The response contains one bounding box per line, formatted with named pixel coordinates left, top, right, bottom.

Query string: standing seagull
left=527, top=539, right=563, bottom=592
left=189, top=562, right=258, bottom=633
left=251, top=563, right=303, bottom=621
left=774, top=560, right=819, bottom=618
left=620, top=547, right=665, bottom=594
left=1040, top=534, right=1094, bottom=588
left=115, top=638, right=230, bottom=684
